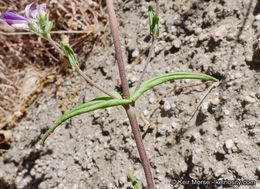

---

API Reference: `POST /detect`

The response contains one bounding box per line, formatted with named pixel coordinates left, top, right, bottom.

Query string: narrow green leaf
left=60, top=42, right=79, bottom=70
left=128, top=174, right=142, bottom=189
left=130, top=72, right=218, bottom=102
left=148, top=6, right=159, bottom=37
left=153, top=14, right=159, bottom=37
left=45, top=20, right=54, bottom=34
left=42, top=91, right=131, bottom=146
left=148, top=6, right=154, bottom=36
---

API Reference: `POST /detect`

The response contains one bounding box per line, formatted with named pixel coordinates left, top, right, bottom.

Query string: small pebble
left=214, top=25, right=227, bottom=40
left=257, top=165, right=260, bottom=173
left=149, top=97, right=155, bottom=104
left=214, top=166, right=225, bottom=177
left=198, top=33, right=209, bottom=41
left=234, top=72, right=243, bottom=79
left=255, top=15, right=260, bottom=21
left=132, top=50, right=139, bottom=58
left=223, top=109, right=230, bottom=115
left=93, top=113, right=100, bottom=119
left=225, top=139, right=234, bottom=150
left=173, top=38, right=181, bottom=48
left=165, top=137, right=173, bottom=144
left=143, top=109, right=149, bottom=116
left=163, top=101, right=172, bottom=111
left=195, top=27, right=202, bottom=35
left=171, top=25, right=177, bottom=33
left=186, top=25, right=194, bottom=33
left=226, top=34, right=235, bottom=41
left=244, top=95, right=256, bottom=104
left=57, top=170, right=63, bottom=177
left=210, top=98, right=220, bottom=106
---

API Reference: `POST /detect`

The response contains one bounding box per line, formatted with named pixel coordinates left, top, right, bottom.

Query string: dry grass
left=0, top=0, right=104, bottom=131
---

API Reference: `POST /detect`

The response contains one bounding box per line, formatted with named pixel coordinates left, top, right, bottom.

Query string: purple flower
left=2, top=3, right=47, bottom=29
left=2, top=12, right=30, bottom=25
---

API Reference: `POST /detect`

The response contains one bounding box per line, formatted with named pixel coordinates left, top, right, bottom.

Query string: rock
left=132, top=50, right=139, bottom=58
left=214, top=164, right=225, bottom=177
left=224, top=139, right=234, bottom=153
left=149, top=97, right=155, bottom=104
left=163, top=101, right=172, bottom=111
left=223, top=109, right=230, bottom=115
left=226, top=34, right=235, bottom=41
left=198, top=33, right=209, bottom=41
left=172, top=38, right=182, bottom=48
left=225, top=139, right=234, bottom=149
left=143, top=109, right=149, bottom=116
left=171, top=25, right=177, bottom=33
left=210, top=98, right=220, bottom=106
left=255, top=15, right=260, bottom=21
left=244, top=95, right=256, bottom=104
left=194, top=27, right=202, bottom=35
left=214, top=25, right=227, bottom=40
left=257, top=166, right=260, bottom=174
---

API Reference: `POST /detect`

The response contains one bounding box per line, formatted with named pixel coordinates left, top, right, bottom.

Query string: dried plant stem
left=141, top=81, right=211, bottom=134
left=188, top=81, right=219, bottom=121
left=46, top=34, right=118, bottom=99
left=0, top=30, right=90, bottom=35
left=105, top=0, right=155, bottom=188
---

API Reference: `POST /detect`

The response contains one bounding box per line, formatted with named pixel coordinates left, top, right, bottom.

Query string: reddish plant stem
left=125, top=104, right=154, bottom=189
left=105, top=0, right=155, bottom=188
left=105, top=0, right=130, bottom=99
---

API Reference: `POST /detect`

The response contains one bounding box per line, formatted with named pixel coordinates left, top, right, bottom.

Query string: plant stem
left=105, top=0, right=130, bottom=99
left=125, top=105, right=155, bottom=189
left=46, top=34, right=118, bottom=99
left=134, top=37, right=157, bottom=93
left=135, top=0, right=160, bottom=93
left=105, top=0, right=155, bottom=188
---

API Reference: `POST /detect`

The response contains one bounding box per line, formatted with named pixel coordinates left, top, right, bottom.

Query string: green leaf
left=128, top=174, right=142, bottom=189
left=148, top=6, right=159, bottom=37
left=42, top=72, right=218, bottom=146
left=60, top=42, right=79, bottom=71
left=153, top=14, right=159, bottom=37
left=45, top=20, right=54, bottom=34
left=130, top=72, right=218, bottom=102
left=41, top=91, right=131, bottom=146
left=148, top=6, right=154, bottom=36
left=29, top=21, right=42, bottom=34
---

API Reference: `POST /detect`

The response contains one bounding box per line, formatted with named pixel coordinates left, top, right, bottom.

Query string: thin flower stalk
left=134, top=0, right=160, bottom=93
left=46, top=34, right=118, bottom=99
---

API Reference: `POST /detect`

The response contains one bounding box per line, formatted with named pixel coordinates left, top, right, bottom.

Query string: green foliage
left=42, top=72, right=218, bottom=145
left=128, top=173, right=142, bottom=189
left=28, top=12, right=54, bottom=38
left=148, top=6, right=159, bottom=37
left=130, top=72, right=218, bottom=102
left=60, top=42, right=79, bottom=71
left=41, top=91, right=130, bottom=146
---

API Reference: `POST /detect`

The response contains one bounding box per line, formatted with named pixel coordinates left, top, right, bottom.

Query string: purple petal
left=2, top=12, right=30, bottom=25
left=31, top=9, right=38, bottom=18
left=25, top=2, right=34, bottom=18
left=37, top=4, right=47, bottom=13
left=30, top=4, right=47, bottom=18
